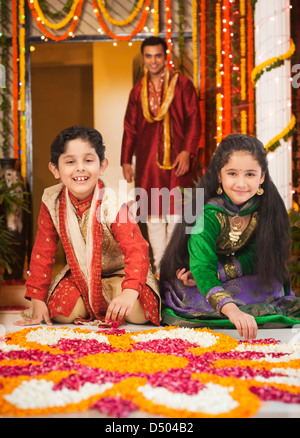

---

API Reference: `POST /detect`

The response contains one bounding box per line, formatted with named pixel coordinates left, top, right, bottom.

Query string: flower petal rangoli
left=0, top=326, right=299, bottom=417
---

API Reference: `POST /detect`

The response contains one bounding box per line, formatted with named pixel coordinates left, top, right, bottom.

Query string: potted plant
left=0, top=177, right=29, bottom=282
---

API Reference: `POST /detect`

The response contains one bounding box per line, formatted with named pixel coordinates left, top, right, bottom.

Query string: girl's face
left=218, top=151, right=265, bottom=206
left=49, top=138, right=108, bottom=200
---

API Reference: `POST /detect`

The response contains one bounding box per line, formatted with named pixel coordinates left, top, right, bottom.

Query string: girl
left=160, top=134, right=300, bottom=339
left=15, top=126, right=160, bottom=328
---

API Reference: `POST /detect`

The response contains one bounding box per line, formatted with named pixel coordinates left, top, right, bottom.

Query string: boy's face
left=49, top=138, right=108, bottom=200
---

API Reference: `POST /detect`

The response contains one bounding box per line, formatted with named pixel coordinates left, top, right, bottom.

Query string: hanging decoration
left=96, top=0, right=145, bottom=27
left=222, top=0, right=232, bottom=138
left=153, top=0, right=159, bottom=36
left=28, top=0, right=152, bottom=43
left=199, top=0, right=206, bottom=150
left=251, top=39, right=295, bottom=84
left=20, top=0, right=259, bottom=173
left=207, top=0, right=256, bottom=147
left=30, top=0, right=80, bottom=30
left=178, top=0, right=185, bottom=73
left=28, top=0, right=84, bottom=41
left=0, top=0, right=10, bottom=159
left=192, top=0, right=199, bottom=91
left=91, top=0, right=151, bottom=42
left=264, top=114, right=296, bottom=152
left=215, top=1, right=223, bottom=144
left=165, top=0, right=173, bottom=68
left=246, top=0, right=255, bottom=135
left=240, top=0, right=247, bottom=101
left=19, top=0, right=27, bottom=182
left=250, top=7, right=296, bottom=155
left=12, top=0, right=19, bottom=160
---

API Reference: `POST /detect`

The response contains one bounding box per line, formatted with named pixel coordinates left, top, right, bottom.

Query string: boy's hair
left=160, top=134, right=290, bottom=289
left=141, top=36, right=168, bottom=55
left=50, top=126, right=106, bottom=167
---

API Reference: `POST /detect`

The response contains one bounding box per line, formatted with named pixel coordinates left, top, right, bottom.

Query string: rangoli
left=0, top=326, right=299, bottom=418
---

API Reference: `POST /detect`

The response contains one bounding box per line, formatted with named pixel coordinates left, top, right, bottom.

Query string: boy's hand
left=221, top=302, right=257, bottom=340
left=105, top=289, right=139, bottom=324
left=14, top=299, right=52, bottom=326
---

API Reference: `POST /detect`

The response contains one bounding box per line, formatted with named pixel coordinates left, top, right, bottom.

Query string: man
left=121, top=36, right=201, bottom=273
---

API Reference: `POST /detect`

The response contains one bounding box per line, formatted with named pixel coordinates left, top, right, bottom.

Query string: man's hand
left=14, top=299, right=52, bottom=326
left=122, top=164, right=134, bottom=183
left=173, top=151, right=190, bottom=177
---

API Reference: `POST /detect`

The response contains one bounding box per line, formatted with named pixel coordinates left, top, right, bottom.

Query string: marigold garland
left=192, top=0, right=199, bottom=92
left=12, top=0, right=19, bottom=160
left=153, top=0, right=159, bottom=36
left=96, top=0, right=145, bottom=27
left=91, top=0, right=151, bottom=42
left=240, top=0, right=247, bottom=101
left=30, top=0, right=80, bottom=30
left=215, top=1, right=222, bottom=89
left=247, top=0, right=255, bottom=135
left=265, top=113, right=297, bottom=152
left=27, top=0, right=84, bottom=41
left=241, top=110, right=247, bottom=135
left=19, top=0, right=27, bottom=182
left=1, top=326, right=300, bottom=418
left=223, top=0, right=232, bottom=137
left=215, top=1, right=222, bottom=144
left=252, top=39, right=296, bottom=84
left=199, top=0, right=206, bottom=149
left=165, top=0, right=172, bottom=67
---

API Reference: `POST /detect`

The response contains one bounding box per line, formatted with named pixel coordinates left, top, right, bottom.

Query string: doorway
left=30, top=40, right=140, bottom=269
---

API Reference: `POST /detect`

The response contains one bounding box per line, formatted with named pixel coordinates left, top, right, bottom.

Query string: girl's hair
left=50, top=126, right=106, bottom=167
left=160, top=133, right=290, bottom=288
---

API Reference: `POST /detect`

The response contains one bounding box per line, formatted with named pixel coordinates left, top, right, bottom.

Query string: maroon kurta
left=121, top=72, right=201, bottom=216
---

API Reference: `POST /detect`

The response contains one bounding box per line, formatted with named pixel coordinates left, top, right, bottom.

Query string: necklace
left=229, top=215, right=244, bottom=245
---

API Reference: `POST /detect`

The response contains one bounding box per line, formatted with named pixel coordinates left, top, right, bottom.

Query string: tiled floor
left=1, top=310, right=300, bottom=419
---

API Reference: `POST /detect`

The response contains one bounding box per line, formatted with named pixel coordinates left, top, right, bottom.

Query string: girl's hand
left=14, top=299, right=52, bottom=326
left=221, top=302, right=257, bottom=340
left=105, top=289, right=139, bottom=324
left=176, top=268, right=197, bottom=286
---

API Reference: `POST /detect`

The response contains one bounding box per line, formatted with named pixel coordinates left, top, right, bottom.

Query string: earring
left=257, top=185, right=264, bottom=196
left=216, top=184, right=223, bottom=195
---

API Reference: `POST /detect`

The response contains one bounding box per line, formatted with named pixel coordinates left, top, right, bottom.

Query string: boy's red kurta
left=25, top=183, right=160, bottom=325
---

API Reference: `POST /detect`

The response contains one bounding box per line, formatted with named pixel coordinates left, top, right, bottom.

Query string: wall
left=31, top=43, right=94, bottom=265
left=93, top=41, right=139, bottom=193
left=30, top=40, right=139, bottom=265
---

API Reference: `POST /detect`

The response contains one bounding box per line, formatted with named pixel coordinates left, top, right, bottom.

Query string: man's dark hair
left=141, top=36, right=168, bottom=55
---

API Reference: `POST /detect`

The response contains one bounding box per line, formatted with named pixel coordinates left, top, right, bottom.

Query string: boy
left=16, top=126, right=160, bottom=327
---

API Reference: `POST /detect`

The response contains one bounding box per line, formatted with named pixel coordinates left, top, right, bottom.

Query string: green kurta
left=161, top=194, right=300, bottom=329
